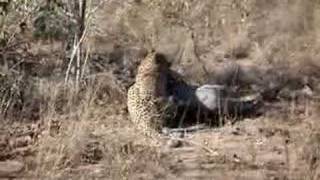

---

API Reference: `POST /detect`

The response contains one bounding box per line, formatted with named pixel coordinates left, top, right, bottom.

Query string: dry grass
left=11, top=77, right=166, bottom=179
left=1, top=0, right=320, bottom=179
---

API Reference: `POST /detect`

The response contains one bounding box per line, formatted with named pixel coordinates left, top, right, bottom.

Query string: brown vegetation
left=0, top=0, right=320, bottom=179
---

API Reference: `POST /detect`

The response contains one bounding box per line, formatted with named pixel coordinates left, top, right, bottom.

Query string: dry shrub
left=2, top=0, right=320, bottom=179
left=224, top=32, right=252, bottom=59
left=300, top=116, right=320, bottom=180
left=22, top=70, right=164, bottom=179
left=33, top=103, right=164, bottom=179
left=31, top=82, right=108, bottom=176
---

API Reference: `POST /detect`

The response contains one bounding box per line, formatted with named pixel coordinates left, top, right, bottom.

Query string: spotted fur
left=127, top=51, right=171, bottom=136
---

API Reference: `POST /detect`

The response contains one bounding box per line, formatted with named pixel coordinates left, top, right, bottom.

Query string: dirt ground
left=1, top=0, right=320, bottom=179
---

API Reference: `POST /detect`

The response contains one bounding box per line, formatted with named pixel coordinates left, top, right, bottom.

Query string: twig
left=75, top=38, right=81, bottom=91
left=162, top=124, right=208, bottom=134
left=80, top=45, right=90, bottom=80
left=64, top=25, right=88, bottom=85
left=64, top=34, right=77, bottom=84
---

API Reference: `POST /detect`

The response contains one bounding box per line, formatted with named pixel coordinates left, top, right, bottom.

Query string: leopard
left=127, top=50, right=171, bottom=138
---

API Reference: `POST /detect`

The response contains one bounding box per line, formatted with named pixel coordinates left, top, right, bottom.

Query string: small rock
left=161, top=128, right=170, bottom=136
left=166, top=139, right=183, bottom=148
left=9, top=135, right=32, bottom=148
left=302, top=85, right=313, bottom=98
left=0, top=160, right=24, bottom=177
left=233, top=154, right=241, bottom=163
left=171, top=132, right=184, bottom=138
left=231, top=127, right=241, bottom=135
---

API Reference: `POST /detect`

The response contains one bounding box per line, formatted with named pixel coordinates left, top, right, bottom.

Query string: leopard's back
left=127, top=51, right=170, bottom=136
